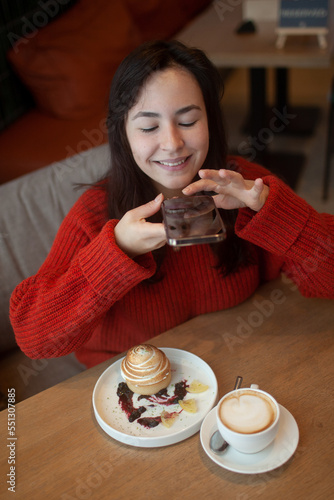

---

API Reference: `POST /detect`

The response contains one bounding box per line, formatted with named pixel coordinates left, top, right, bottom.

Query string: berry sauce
left=117, top=380, right=188, bottom=429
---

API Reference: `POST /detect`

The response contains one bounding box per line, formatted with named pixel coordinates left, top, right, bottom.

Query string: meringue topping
left=121, top=345, right=170, bottom=388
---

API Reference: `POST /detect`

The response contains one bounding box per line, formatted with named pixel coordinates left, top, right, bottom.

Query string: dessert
left=121, top=344, right=171, bottom=395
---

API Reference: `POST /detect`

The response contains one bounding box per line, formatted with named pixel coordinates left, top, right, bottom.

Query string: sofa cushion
left=7, top=0, right=141, bottom=120
left=0, top=144, right=110, bottom=353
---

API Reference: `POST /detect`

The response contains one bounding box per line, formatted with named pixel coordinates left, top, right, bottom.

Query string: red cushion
left=0, top=109, right=108, bottom=183
left=125, top=0, right=212, bottom=40
left=7, top=0, right=141, bottom=120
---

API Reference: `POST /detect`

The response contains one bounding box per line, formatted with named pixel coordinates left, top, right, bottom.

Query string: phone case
left=162, top=196, right=226, bottom=247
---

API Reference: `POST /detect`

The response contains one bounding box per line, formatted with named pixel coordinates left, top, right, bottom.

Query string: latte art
left=219, top=390, right=277, bottom=434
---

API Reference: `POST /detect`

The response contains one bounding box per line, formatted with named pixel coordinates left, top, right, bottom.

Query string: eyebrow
left=132, top=105, right=201, bottom=120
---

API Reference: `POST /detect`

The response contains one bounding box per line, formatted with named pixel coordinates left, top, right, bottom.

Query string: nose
left=160, top=124, right=184, bottom=152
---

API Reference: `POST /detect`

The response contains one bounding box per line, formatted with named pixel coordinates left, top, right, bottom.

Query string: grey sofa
left=0, top=144, right=110, bottom=405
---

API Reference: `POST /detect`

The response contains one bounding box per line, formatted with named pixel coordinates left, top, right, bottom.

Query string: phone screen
left=162, top=196, right=226, bottom=247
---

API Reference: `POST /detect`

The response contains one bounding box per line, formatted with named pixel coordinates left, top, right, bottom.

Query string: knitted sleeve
left=235, top=171, right=334, bottom=298
left=9, top=188, right=157, bottom=359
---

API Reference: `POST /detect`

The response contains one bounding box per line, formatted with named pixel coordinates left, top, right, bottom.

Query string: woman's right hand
left=114, top=193, right=167, bottom=258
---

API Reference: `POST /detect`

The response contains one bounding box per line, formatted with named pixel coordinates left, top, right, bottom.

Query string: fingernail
left=155, top=193, right=163, bottom=202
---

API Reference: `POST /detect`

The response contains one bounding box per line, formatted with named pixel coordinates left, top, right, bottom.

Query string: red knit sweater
left=10, top=157, right=334, bottom=368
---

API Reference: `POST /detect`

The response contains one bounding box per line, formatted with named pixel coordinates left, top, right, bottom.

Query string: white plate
left=200, top=404, right=299, bottom=474
left=93, top=348, right=218, bottom=447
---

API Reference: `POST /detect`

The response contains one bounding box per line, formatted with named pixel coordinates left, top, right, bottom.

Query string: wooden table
left=1, top=278, right=334, bottom=499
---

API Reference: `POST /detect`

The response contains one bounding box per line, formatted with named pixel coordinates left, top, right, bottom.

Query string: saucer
left=200, top=404, right=299, bottom=474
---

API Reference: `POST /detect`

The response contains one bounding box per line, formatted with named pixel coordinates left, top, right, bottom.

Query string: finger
left=183, top=169, right=227, bottom=195
left=200, top=169, right=236, bottom=182
left=138, top=222, right=167, bottom=251
left=253, top=178, right=264, bottom=192
left=199, top=169, right=224, bottom=182
left=182, top=179, right=219, bottom=195
left=201, top=169, right=244, bottom=189
left=144, top=222, right=166, bottom=238
left=129, top=193, right=164, bottom=221
left=219, top=169, right=248, bottom=188
left=251, top=179, right=269, bottom=210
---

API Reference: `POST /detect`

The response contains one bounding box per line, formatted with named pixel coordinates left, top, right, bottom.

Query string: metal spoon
left=209, top=375, right=243, bottom=455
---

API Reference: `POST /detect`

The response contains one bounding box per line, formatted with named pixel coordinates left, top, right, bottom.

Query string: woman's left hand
left=182, top=169, right=269, bottom=212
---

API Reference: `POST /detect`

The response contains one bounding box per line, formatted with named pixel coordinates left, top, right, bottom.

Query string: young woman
left=10, top=40, right=334, bottom=368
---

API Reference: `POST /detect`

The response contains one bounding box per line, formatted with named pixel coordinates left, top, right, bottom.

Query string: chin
left=164, top=176, right=197, bottom=193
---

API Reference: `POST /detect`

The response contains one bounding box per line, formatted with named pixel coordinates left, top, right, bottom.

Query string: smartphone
left=161, top=195, right=226, bottom=247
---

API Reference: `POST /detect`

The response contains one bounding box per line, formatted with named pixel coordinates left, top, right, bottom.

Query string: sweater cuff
left=78, top=219, right=156, bottom=299
left=235, top=175, right=311, bottom=255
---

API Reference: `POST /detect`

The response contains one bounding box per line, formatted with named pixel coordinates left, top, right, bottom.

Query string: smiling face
left=125, top=66, right=209, bottom=198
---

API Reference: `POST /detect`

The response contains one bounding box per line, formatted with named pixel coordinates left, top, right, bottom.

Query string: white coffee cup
left=216, top=387, right=280, bottom=454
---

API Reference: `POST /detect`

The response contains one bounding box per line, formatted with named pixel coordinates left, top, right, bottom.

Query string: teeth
left=158, top=159, right=186, bottom=167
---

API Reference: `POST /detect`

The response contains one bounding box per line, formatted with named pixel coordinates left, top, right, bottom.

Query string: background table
left=176, top=3, right=334, bottom=180
left=1, top=278, right=333, bottom=499
left=177, top=2, right=333, bottom=67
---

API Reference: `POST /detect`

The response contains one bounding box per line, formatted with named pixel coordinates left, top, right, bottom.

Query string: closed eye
left=180, top=120, right=197, bottom=127
left=140, top=120, right=197, bottom=133
left=140, top=126, right=158, bottom=133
